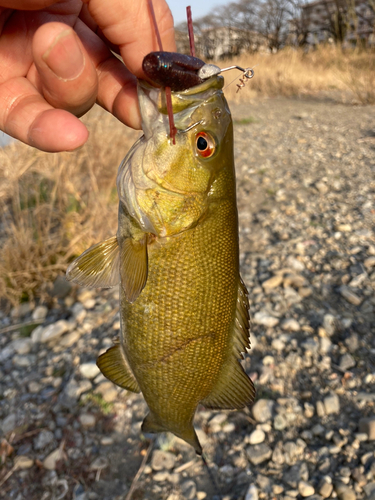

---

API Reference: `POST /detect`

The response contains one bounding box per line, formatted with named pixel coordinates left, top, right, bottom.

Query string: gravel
left=0, top=97, right=374, bottom=500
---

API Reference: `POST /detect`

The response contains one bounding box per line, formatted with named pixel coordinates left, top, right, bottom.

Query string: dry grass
left=0, top=107, right=138, bottom=305
left=222, top=45, right=375, bottom=104
left=0, top=46, right=374, bottom=305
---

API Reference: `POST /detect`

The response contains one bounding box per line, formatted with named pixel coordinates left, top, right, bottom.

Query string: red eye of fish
left=195, top=132, right=215, bottom=158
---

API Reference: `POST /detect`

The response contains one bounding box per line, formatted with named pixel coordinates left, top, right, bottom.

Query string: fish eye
left=195, top=132, right=215, bottom=158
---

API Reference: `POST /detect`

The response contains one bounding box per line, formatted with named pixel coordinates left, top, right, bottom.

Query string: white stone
left=249, top=429, right=266, bottom=444
left=79, top=413, right=96, bottom=428
left=32, top=305, right=48, bottom=321
left=79, top=362, right=100, bottom=379
left=40, top=320, right=70, bottom=343
left=253, top=311, right=279, bottom=327
left=281, top=318, right=300, bottom=331
left=12, top=338, right=32, bottom=355
left=245, top=484, right=258, bottom=500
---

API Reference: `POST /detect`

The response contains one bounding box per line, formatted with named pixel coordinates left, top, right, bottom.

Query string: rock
left=252, top=399, right=275, bottom=423
left=29, top=381, right=42, bottom=393
left=151, top=450, right=176, bottom=471
left=196, top=492, right=207, bottom=500
left=12, top=338, right=32, bottom=355
left=281, top=318, right=300, bottom=332
left=40, top=320, right=70, bottom=343
left=79, top=414, right=96, bottom=428
left=272, top=339, right=285, bottom=351
left=34, top=430, right=54, bottom=450
left=274, top=414, right=287, bottom=431
left=359, top=417, right=375, bottom=440
left=286, top=256, right=305, bottom=271
left=318, top=476, right=333, bottom=498
left=262, top=275, right=283, bottom=291
left=32, top=305, right=48, bottom=321
left=323, top=314, right=337, bottom=336
left=299, top=481, right=315, bottom=497
left=249, top=429, right=266, bottom=444
left=1, top=413, right=16, bottom=434
left=11, top=302, right=34, bottom=318
left=15, top=456, right=34, bottom=469
left=339, top=353, right=356, bottom=371
left=324, top=393, right=340, bottom=414
left=51, top=276, right=72, bottom=298
left=79, top=362, right=100, bottom=379
left=246, top=444, right=272, bottom=465
left=60, top=330, right=81, bottom=347
left=363, top=482, right=375, bottom=499
left=94, top=381, right=118, bottom=403
left=245, top=484, right=259, bottom=500
left=334, top=481, right=356, bottom=500
left=31, top=325, right=44, bottom=343
left=43, top=448, right=65, bottom=470
left=339, top=286, right=362, bottom=306
left=316, top=181, right=329, bottom=195
left=364, top=256, right=375, bottom=268
left=180, top=480, right=196, bottom=500
left=253, top=311, right=279, bottom=327
left=13, top=355, right=31, bottom=367
left=100, top=436, right=114, bottom=446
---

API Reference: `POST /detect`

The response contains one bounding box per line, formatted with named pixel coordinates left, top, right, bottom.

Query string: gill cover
left=117, top=76, right=232, bottom=238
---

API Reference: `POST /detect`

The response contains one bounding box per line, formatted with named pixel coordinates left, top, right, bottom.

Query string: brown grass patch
left=222, top=45, right=375, bottom=104
left=0, top=107, right=138, bottom=305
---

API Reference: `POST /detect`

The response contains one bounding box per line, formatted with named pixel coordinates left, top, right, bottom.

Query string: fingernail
left=43, top=29, right=84, bottom=80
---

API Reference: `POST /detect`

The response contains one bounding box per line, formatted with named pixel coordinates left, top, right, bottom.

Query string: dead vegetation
left=223, top=45, right=375, bottom=104
left=0, top=47, right=374, bottom=305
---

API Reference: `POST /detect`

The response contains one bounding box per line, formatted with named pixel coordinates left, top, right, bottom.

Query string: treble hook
left=219, top=65, right=255, bottom=92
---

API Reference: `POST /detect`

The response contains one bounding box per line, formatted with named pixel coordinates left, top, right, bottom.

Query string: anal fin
left=96, top=345, right=140, bottom=393
left=201, top=357, right=255, bottom=410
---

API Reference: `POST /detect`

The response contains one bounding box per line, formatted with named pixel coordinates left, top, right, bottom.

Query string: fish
left=66, top=55, right=255, bottom=455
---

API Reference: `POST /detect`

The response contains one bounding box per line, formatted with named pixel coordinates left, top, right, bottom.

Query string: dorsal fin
left=201, top=277, right=255, bottom=410
left=120, top=235, right=148, bottom=303
left=66, top=236, right=119, bottom=288
left=96, top=345, right=140, bottom=393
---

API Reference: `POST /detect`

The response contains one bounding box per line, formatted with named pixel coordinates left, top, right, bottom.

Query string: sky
left=167, top=0, right=229, bottom=25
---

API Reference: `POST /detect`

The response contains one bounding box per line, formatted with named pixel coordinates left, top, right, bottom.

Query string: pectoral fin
left=96, top=345, right=140, bottom=393
left=66, top=236, right=119, bottom=288
left=120, top=236, right=148, bottom=303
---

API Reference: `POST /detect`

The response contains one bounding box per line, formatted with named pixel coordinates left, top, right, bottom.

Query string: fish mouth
left=137, top=76, right=225, bottom=140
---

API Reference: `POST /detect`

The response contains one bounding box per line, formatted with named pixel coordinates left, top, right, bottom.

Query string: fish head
left=117, top=76, right=233, bottom=237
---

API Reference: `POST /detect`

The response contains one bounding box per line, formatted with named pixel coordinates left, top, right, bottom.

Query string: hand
left=0, top=0, right=176, bottom=152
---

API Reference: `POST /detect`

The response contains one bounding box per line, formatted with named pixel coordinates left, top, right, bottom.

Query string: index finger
left=84, top=0, right=176, bottom=77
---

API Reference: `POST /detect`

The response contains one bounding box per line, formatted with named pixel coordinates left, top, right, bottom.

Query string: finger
left=0, top=76, right=88, bottom=151
left=0, top=0, right=57, bottom=9
left=72, top=18, right=141, bottom=129
left=31, top=22, right=98, bottom=116
left=85, top=0, right=176, bottom=77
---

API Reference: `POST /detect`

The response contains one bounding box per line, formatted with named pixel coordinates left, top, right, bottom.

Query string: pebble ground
left=0, top=96, right=374, bottom=500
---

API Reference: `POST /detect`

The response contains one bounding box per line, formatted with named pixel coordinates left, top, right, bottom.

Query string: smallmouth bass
left=67, top=62, right=255, bottom=454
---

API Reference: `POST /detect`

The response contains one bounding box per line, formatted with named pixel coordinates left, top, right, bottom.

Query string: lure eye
left=195, top=132, right=215, bottom=158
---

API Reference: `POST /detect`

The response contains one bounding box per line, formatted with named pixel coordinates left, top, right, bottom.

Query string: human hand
left=0, top=0, right=175, bottom=152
